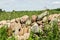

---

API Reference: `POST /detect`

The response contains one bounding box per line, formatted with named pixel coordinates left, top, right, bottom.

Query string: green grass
left=0, top=11, right=43, bottom=21
left=0, top=9, right=60, bottom=21
left=0, top=25, right=16, bottom=40
left=0, top=26, right=8, bottom=40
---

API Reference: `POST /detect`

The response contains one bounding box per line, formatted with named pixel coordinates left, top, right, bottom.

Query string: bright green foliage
left=0, top=26, right=16, bottom=40
left=0, top=9, right=60, bottom=21
left=0, top=26, right=8, bottom=40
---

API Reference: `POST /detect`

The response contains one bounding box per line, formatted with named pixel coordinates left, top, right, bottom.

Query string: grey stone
left=31, top=22, right=40, bottom=33
left=37, top=11, right=49, bottom=20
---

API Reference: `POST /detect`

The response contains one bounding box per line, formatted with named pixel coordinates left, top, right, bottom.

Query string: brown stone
left=0, top=20, right=7, bottom=25
left=24, top=33, right=30, bottom=40
left=37, top=21, right=43, bottom=25
left=48, top=15, right=53, bottom=20
left=58, top=23, right=60, bottom=26
left=15, top=18, right=20, bottom=23
left=19, top=28, right=24, bottom=36
left=20, top=15, right=29, bottom=24
left=31, top=15, right=37, bottom=22
left=23, top=27, right=28, bottom=34
left=9, top=22, right=22, bottom=36
left=42, top=17, right=47, bottom=23
left=10, top=19, right=15, bottom=23
left=48, top=14, right=59, bottom=21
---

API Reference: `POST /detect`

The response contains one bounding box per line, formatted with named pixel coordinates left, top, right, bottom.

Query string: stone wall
left=0, top=11, right=60, bottom=40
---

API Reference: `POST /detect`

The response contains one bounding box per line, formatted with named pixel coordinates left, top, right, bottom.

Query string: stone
left=9, top=22, right=22, bottom=36
left=39, top=25, right=44, bottom=29
left=10, top=22, right=15, bottom=29
left=7, top=23, right=10, bottom=28
left=15, top=18, right=20, bottom=23
left=58, top=19, right=60, bottom=23
left=53, top=14, right=58, bottom=18
left=17, top=36, right=24, bottom=40
left=48, top=14, right=59, bottom=21
left=20, top=15, right=29, bottom=24
left=42, top=16, right=47, bottom=23
left=23, top=27, right=30, bottom=34
left=24, top=33, right=30, bottom=40
left=19, top=28, right=24, bottom=36
left=6, top=20, right=10, bottom=23
left=37, top=11, right=49, bottom=20
left=0, top=21, right=3, bottom=25
left=18, top=33, right=30, bottom=40
left=0, top=20, right=7, bottom=25
left=31, top=22, right=40, bottom=33
left=17, top=31, right=30, bottom=40
left=58, top=14, right=60, bottom=18
left=25, top=20, right=31, bottom=26
left=7, top=22, right=15, bottom=36
left=10, top=19, right=15, bottom=23
left=37, top=21, right=43, bottom=25
left=31, top=15, right=37, bottom=22
left=9, top=22, right=23, bottom=35
left=58, top=19, right=60, bottom=26
left=21, top=24, right=26, bottom=28
left=48, top=15, right=53, bottom=20
left=14, top=23, right=22, bottom=35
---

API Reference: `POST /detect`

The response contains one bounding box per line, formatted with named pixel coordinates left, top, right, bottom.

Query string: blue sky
left=0, top=0, right=60, bottom=11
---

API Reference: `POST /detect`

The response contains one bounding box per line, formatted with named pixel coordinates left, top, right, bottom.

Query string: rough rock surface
left=31, top=22, right=40, bottom=33
left=31, top=15, right=37, bottom=22
left=20, top=15, right=29, bottom=24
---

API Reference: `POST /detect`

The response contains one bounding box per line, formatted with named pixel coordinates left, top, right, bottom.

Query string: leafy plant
left=0, top=25, right=16, bottom=40
left=0, top=26, right=8, bottom=40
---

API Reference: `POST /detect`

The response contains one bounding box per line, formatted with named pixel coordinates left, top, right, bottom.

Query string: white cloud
left=52, top=1, right=60, bottom=4
left=0, top=0, right=60, bottom=11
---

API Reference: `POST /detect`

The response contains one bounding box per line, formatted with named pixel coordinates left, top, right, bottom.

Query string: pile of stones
left=0, top=11, right=60, bottom=40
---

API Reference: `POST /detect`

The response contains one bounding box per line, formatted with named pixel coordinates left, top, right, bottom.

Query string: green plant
left=0, top=26, right=8, bottom=40
left=0, top=25, right=16, bottom=40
